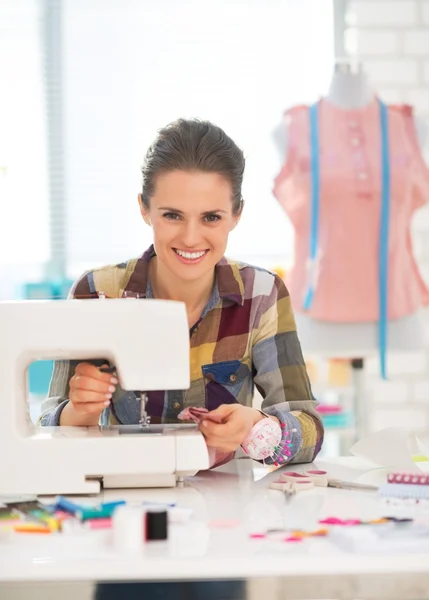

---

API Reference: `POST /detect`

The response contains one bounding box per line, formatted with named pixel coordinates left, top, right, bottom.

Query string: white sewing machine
left=0, top=298, right=209, bottom=495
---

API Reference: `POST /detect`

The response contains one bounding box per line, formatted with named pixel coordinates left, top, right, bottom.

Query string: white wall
left=61, top=0, right=334, bottom=277
left=343, top=0, right=429, bottom=433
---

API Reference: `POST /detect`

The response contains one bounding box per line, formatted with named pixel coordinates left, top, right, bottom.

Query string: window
left=63, top=0, right=334, bottom=277
left=0, top=1, right=49, bottom=266
left=1, top=0, right=334, bottom=275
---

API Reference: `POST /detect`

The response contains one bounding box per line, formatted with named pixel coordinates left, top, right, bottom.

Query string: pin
left=265, top=427, right=297, bottom=466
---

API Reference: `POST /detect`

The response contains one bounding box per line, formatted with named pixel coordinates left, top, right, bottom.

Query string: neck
left=327, top=70, right=373, bottom=109
left=149, top=257, right=215, bottom=312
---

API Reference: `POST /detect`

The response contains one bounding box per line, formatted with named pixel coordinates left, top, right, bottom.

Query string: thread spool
left=146, top=509, right=168, bottom=541
left=112, top=505, right=145, bottom=553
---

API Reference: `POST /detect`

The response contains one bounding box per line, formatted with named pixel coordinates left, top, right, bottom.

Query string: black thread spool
left=145, top=509, right=168, bottom=541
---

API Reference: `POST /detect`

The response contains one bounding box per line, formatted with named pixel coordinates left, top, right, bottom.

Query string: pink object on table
left=319, top=517, right=343, bottom=525
left=319, top=517, right=361, bottom=526
left=388, top=472, right=429, bottom=485
left=86, top=518, right=112, bottom=530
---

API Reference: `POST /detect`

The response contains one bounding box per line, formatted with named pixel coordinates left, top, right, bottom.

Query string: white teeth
left=175, top=249, right=206, bottom=259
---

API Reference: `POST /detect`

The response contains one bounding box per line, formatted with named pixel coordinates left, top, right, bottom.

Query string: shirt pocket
left=202, top=360, right=251, bottom=412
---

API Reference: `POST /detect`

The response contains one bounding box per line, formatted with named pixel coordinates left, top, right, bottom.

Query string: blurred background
left=2, top=0, right=429, bottom=457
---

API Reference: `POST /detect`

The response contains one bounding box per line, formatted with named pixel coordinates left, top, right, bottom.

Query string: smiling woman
left=40, top=118, right=324, bottom=470
left=138, top=119, right=243, bottom=323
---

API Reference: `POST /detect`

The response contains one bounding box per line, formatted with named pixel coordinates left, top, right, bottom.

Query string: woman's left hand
left=199, top=404, right=263, bottom=452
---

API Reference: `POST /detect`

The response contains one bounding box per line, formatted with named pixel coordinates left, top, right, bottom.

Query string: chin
left=173, top=264, right=214, bottom=282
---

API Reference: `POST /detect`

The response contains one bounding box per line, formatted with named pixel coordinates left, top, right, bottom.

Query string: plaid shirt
left=40, top=245, right=324, bottom=465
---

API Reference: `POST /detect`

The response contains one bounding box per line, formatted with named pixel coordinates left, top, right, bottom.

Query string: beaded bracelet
left=241, top=418, right=295, bottom=465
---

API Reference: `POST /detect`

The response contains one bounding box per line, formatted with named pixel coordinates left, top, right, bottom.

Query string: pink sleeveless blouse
left=273, top=97, right=429, bottom=322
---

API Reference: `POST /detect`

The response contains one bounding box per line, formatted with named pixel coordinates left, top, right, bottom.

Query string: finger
left=71, top=389, right=113, bottom=404
left=70, top=375, right=116, bottom=395
left=207, top=404, right=236, bottom=419
left=201, top=412, right=224, bottom=424
left=202, top=433, right=237, bottom=452
left=99, top=365, right=116, bottom=374
left=75, top=362, right=118, bottom=384
left=200, top=420, right=233, bottom=437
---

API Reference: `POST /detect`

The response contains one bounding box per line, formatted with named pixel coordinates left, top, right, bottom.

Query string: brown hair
left=141, top=118, right=245, bottom=214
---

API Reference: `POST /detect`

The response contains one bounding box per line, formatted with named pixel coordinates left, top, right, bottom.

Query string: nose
left=181, top=219, right=204, bottom=248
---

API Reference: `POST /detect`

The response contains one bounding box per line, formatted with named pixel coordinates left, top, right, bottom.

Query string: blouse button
left=357, top=171, right=368, bottom=180
left=350, top=137, right=360, bottom=146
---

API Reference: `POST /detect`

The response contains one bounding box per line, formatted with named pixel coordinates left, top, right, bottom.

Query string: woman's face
left=139, top=170, right=240, bottom=283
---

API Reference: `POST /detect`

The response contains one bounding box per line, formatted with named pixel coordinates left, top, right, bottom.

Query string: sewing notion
left=0, top=495, right=180, bottom=554
left=0, top=298, right=210, bottom=495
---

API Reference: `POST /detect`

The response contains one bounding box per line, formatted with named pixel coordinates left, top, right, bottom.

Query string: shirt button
left=348, top=120, right=358, bottom=128
left=229, top=373, right=237, bottom=382
left=357, top=172, right=368, bottom=180
left=173, top=402, right=181, bottom=410
left=350, top=137, right=360, bottom=146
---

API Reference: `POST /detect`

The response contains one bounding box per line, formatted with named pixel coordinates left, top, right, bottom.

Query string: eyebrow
left=158, top=207, right=228, bottom=215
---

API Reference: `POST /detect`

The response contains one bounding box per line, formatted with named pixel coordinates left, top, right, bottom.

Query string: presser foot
left=138, top=392, right=150, bottom=428
left=139, top=414, right=151, bottom=428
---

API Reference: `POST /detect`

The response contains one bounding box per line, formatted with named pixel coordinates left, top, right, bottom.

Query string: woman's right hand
left=68, top=362, right=118, bottom=417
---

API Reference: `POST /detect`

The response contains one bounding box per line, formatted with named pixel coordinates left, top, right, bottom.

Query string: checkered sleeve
left=251, top=274, right=324, bottom=465
left=39, top=271, right=96, bottom=426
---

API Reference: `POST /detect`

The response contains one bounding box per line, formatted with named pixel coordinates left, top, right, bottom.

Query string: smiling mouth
left=173, top=248, right=209, bottom=262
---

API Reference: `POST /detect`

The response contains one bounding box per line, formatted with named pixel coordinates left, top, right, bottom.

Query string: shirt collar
left=123, top=245, right=244, bottom=306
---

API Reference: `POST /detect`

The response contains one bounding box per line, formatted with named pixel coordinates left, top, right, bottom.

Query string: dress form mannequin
left=273, top=63, right=429, bottom=439
left=273, top=63, right=427, bottom=360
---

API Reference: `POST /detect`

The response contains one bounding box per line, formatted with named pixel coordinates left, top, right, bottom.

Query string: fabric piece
left=39, top=245, right=323, bottom=466
left=177, top=407, right=224, bottom=424
left=273, top=97, right=429, bottom=322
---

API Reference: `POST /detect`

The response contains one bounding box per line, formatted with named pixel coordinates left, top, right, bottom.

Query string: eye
left=204, top=214, right=221, bottom=223
left=162, top=212, right=182, bottom=221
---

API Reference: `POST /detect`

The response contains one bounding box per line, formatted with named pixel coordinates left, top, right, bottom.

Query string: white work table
left=1, top=456, right=429, bottom=599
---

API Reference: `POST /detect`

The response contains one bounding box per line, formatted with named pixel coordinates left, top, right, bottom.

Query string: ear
left=138, top=194, right=151, bottom=226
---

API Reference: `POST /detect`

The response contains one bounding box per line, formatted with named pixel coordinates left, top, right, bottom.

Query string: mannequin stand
left=351, top=358, right=366, bottom=442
